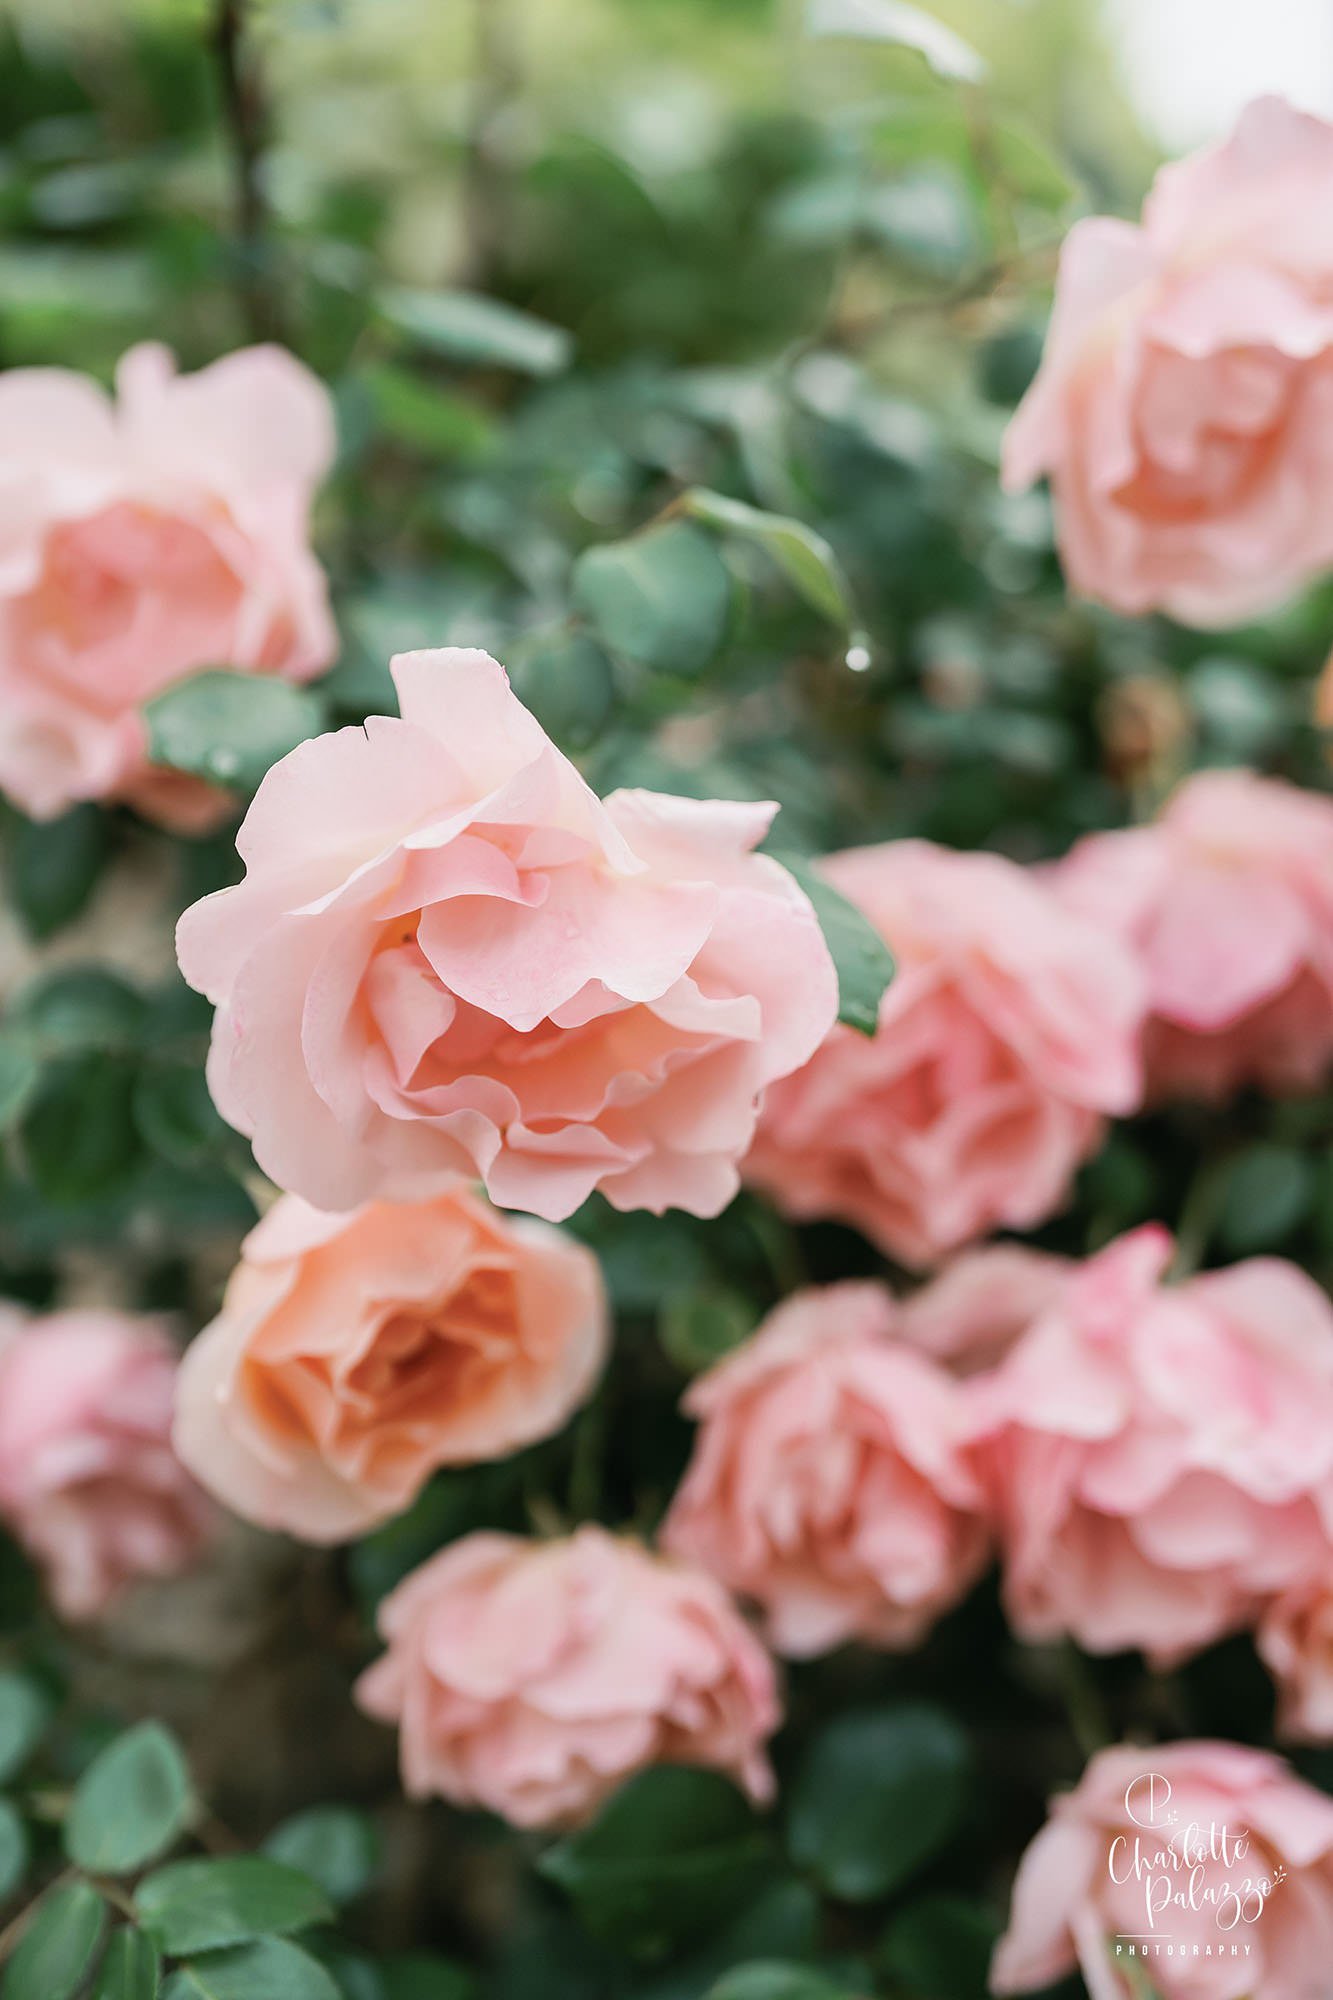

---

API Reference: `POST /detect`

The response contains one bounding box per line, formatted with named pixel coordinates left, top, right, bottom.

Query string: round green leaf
left=161, top=1937, right=340, bottom=2000
left=93, top=1928, right=161, bottom=2000
left=4, top=1880, right=107, bottom=2000
left=263, top=1808, right=379, bottom=1905
left=136, top=1856, right=332, bottom=1955
left=538, top=1767, right=774, bottom=1958
left=133, top=1065, right=228, bottom=1168
left=572, top=522, right=732, bottom=678
left=768, top=852, right=894, bottom=1036
left=0, top=1672, right=52, bottom=1785
left=787, top=1705, right=971, bottom=1902
left=682, top=490, right=855, bottom=632
left=7, top=804, right=106, bottom=943
left=144, top=671, right=325, bottom=795
left=66, top=1722, right=191, bottom=1875
left=21, top=1055, right=141, bottom=1206
left=877, top=1894, right=998, bottom=2000
left=0, top=1798, right=30, bottom=1903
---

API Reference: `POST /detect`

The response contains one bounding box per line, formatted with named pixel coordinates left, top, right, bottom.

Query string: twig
left=213, top=0, right=282, bottom=342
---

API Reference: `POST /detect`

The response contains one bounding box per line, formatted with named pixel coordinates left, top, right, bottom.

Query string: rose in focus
left=173, top=1183, right=607, bottom=1541
left=177, top=648, right=837, bottom=1222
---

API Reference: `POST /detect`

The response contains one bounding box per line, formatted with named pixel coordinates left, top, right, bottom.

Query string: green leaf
left=539, top=1767, right=775, bottom=1960
left=7, top=805, right=105, bottom=941
left=572, top=522, right=732, bottom=679
left=508, top=629, right=616, bottom=752
left=0, top=1037, right=40, bottom=1135
left=788, top=1705, right=971, bottom=1902
left=13, top=968, right=148, bottom=1053
left=93, top=1930, right=161, bottom=2000
left=660, top=1287, right=759, bottom=1374
left=682, top=491, right=855, bottom=632
left=161, top=1938, right=340, bottom=2000
left=1217, top=1146, right=1314, bottom=1255
left=136, top=1857, right=332, bottom=1956
left=0, top=1673, right=52, bottom=1785
left=804, top=0, right=985, bottom=81
left=378, top=287, right=573, bottom=377
left=768, top=853, right=894, bottom=1035
left=4, top=1880, right=107, bottom=2000
left=0, top=1799, right=30, bottom=1902
left=360, top=362, right=498, bottom=461
left=263, top=1808, right=380, bottom=1905
left=706, top=1969, right=852, bottom=2000
left=877, top=1894, right=998, bottom=2000
left=145, top=672, right=325, bottom=794
left=22, top=1055, right=141, bottom=1206
left=65, top=1722, right=192, bottom=1875
left=379, top=1955, right=477, bottom=2000
left=133, top=1066, right=229, bottom=1169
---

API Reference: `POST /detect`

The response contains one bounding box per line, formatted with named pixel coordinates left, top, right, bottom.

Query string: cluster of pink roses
left=4, top=84, right=1333, bottom=2000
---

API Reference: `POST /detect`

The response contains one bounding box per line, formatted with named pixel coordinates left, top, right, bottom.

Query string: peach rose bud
left=176, top=647, right=838, bottom=1223
left=355, top=1527, right=780, bottom=1828
left=173, top=1184, right=608, bottom=1542
left=1005, top=96, right=1333, bottom=625
left=0, top=342, right=335, bottom=825
left=746, top=839, right=1143, bottom=1268
left=663, top=1281, right=989, bottom=1657
left=0, top=1305, right=212, bottom=1621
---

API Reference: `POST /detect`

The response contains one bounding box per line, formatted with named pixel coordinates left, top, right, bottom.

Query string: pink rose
left=0, top=341, right=335, bottom=825
left=1259, top=1585, right=1333, bottom=1744
left=177, top=648, right=837, bottom=1223
left=993, top=1739, right=1333, bottom=2000
left=0, top=1305, right=211, bottom=1621
left=173, top=1183, right=607, bottom=1542
left=969, top=1227, right=1333, bottom=1665
left=899, top=1244, right=1072, bottom=1377
left=745, top=840, right=1142, bottom=1268
left=1005, top=96, right=1333, bottom=625
left=355, top=1527, right=779, bottom=1828
left=1056, top=769, right=1333, bottom=1102
left=662, top=1281, right=988, bottom=1657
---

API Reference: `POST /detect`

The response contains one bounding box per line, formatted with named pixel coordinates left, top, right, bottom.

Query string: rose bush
left=2, top=11, right=1333, bottom=2000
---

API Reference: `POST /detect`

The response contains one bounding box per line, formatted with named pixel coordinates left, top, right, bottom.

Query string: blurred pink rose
left=1259, top=1585, right=1333, bottom=1744
left=899, top=1244, right=1072, bottom=1377
left=0, top=342, right=335, bottom=825
left=174, top=1184, right=607, bottom=1543
left=662, top=1281, right=988, bottom=1657
left=746, top=840, right=1143, bottom=1268
left=1056, top=769, right=1333, bottom=1102
left=993, top=1739, right=1333, bottom=2000
left=0, top=1305, right=211, bottom=1620
left=1005, top=96, right=1333, bottom=625
left=178, top=647, right=837, bottom=1222
left=969, top=1227, right=1333, bottom=1665
left=355, top=1527, right=779, bottom=1828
